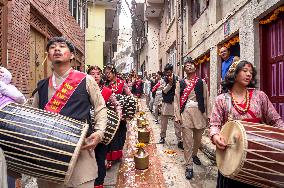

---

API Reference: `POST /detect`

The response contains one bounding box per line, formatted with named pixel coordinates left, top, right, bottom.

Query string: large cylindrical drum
left=0, top=102, right=89, bottom=185
left=115, top=94, right=137, bottom=119
left=216, top=120, right=284, bottom=188
left=90, top=108, right=120, bottom=145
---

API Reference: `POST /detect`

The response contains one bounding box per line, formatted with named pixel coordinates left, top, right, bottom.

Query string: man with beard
left=175, top=57, right=208, bottom=180
left=33, top=37, right=107, bottom=188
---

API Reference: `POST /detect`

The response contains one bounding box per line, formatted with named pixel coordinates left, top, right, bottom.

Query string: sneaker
left=192, top=155, right=202, bottom=165
left=185, top=168, right=193, bottom=180
left=159, top=137, right=165, bottom=144
left=178, top=141, right=184, bottom=150
left=155, top=120, right=159, bottom=124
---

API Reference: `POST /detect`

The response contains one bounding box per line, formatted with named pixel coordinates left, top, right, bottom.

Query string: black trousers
left=95, top=143, right=108, bottom=186
left=118, top=120, right=127, bottom=150
left=217, top=171, right=259, bottom=188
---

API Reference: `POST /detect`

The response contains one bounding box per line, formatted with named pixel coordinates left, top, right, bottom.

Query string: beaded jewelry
left=230, top=89, right=251, bottom=114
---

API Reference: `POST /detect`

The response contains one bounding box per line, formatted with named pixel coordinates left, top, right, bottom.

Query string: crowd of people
left=0, top=36, right=283, bottom=188
left=139, top=47, right=284, bottom=186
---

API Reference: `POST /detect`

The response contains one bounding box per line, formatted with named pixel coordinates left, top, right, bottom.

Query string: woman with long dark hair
left=87, top=66, right=122, bottom=188
left=103, top=64, right=132, bottom=167
left=209, top=60, right=283, bottom=188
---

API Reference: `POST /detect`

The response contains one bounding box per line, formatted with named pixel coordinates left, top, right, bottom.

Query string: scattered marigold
left=163, top=149, right=177, bottom=156
left=136, top=143, right=146, bottom=148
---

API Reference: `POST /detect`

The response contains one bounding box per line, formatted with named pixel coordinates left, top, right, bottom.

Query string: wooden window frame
left=191, top=0, right=209, bottom=24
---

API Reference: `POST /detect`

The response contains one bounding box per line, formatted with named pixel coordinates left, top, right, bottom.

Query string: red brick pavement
left=116, top=104, right=166, bottom=188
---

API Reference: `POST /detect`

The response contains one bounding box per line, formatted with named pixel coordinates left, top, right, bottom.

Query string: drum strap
left=225, top=93, right=233, bottom=120
left=44, top=70, right=86, bottom=113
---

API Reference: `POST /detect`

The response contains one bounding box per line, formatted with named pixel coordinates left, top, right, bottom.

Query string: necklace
left=230, top=89, right=250, bottom=114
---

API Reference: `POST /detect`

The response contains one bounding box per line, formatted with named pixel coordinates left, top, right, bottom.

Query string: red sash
left=152, top=81, right=160, bottom=92
left=135, top=79, right=142, bottom=89
left=101, top=86, right=112, bottom=102
left=44, top=70, right=86, bottom=113
left=180, top=77, right=199, bottom=109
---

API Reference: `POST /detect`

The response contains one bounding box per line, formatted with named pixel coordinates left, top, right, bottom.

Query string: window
left=145, top=21, right=148, bottom=34
left=69, top=0, right=84, bottom=28
left=167, top=47, right=177, bottom=71
left=191, top=0, right=209, bottom=23
left=167, top=0, right=175, bottom=24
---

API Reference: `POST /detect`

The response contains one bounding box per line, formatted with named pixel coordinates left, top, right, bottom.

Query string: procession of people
left=0, top=36, right=283, bottom=188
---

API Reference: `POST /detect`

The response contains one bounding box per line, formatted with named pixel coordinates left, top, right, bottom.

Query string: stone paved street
left=103, top=97, right=217, bottom=188
left=21, top=97, right=217, bottom=188
left=104, top=97, right=219, bottom=188
left=140, top=98, right=218, bottom=188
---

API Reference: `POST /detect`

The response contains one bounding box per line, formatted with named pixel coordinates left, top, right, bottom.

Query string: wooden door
left=196, top=60, right=210, bottom=94
left=29, top=28, right=46, bottom=93
left=261, top=14, right=284, bottom=120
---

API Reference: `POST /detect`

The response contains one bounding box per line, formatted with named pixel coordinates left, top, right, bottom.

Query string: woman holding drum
left=209, top=60, right=284, bottom=187
left=87, top=65, right=122, bottom=188
left=103, top=64, right=133, bottom=168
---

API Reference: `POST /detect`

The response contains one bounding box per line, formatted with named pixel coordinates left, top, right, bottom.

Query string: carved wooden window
left=167, top=0, right=175, bottom=24
left=191, top=0, right=209, bottom=23
left=69, top=0, right=84, bottom=28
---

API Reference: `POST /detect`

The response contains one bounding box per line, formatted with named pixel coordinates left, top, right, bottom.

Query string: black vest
left=37, top=78, right=92, bottom=134
left=180, top=78, right=205, bottom=113
left=162, top=75, right=177, bottom=104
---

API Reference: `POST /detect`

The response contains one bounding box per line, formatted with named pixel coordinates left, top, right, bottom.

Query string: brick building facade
left=0, top=0, right=8, bottom=67
left=5, top=0, right=86, bottom=96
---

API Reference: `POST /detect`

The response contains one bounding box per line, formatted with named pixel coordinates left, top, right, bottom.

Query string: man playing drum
left=209, top=60, right=284, bottom=187
left=32, top=37, right=107, bottom=188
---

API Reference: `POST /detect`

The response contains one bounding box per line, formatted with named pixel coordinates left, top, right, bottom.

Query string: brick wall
left=7, top=0, right=31, bottom=95
left=7, top=0, right=85, bottom=96
left=0, top=2, right=8, bottom=66
left=30, top=0, right=85, bottom=53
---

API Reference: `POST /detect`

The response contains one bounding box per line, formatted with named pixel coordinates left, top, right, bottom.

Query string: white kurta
left=0, top=148, right=8, bottom=188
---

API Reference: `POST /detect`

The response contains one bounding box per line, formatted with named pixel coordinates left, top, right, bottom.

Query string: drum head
left=216, top=120, right=247, bottom=177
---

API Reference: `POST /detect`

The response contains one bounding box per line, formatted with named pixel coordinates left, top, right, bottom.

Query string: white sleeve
left=0, top=82, right=26, bottom=104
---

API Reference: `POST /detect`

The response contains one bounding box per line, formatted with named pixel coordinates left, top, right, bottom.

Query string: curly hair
left=87, top=65, right=102, bottom=75
left=221, top=60, right=257, bottom=93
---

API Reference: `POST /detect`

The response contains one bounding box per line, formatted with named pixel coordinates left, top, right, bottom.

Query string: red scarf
left=101, top=86, right=112, bottom=102
left=238, top=89, right=261, bottom=123
left=45, top=70, right=86, bottom=113
left=152, top=81, right=160, bottom=92
left=180, top=76, right=199, bottom=109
